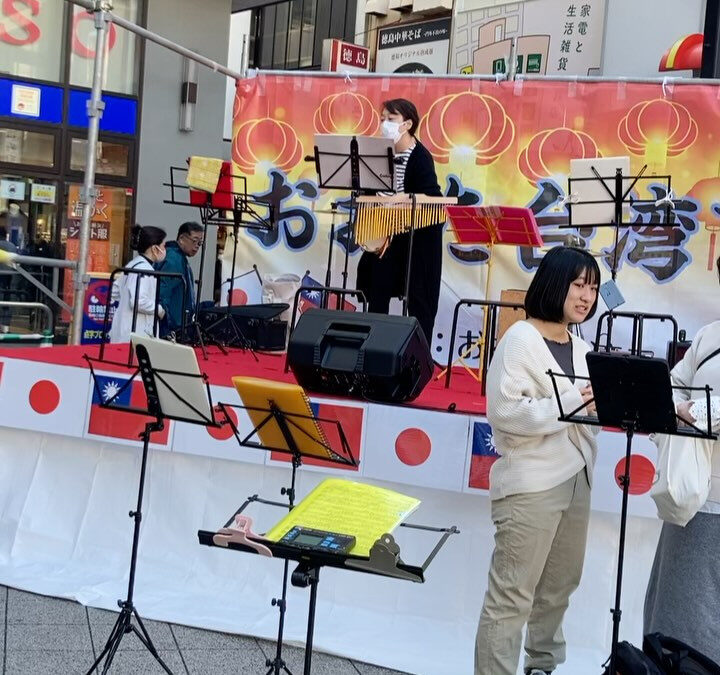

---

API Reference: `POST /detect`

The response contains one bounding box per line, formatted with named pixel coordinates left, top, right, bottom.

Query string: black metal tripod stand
left=86, top=417, right=173, bottom=675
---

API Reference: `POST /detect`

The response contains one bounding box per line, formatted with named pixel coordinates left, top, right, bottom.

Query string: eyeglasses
left=185, top=235, right=203, bottom=246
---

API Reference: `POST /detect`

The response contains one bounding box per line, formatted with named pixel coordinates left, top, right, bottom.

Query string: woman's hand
left=580, top=384, right=596, bottom=415
left=676, top=400, right=696, bottom=424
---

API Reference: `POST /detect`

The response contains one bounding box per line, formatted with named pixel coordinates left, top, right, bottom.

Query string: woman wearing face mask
left=108, top=225, right=167, bottom=343
left=355, top=98, right=443, bottom=344
left=475, top=246, right=601, bottom=675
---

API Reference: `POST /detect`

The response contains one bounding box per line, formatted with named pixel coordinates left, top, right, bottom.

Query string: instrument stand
left=218, top=390, right=357, bottom=675
left=84, top=342, right=218, bottom=674
left=440, top=206, right=542, bottom=388
left=566, top=165, right=679, bottom=351
left=200, top=490, right=457, bottom=675
left=594, top=310, right=679, bottom=358
left=99, top=266, right=187, bottom=367
left=308, top=135, right=394, bottom=309
left=163, top=165, right=274, bottom=359
left=547, top=353, right=715, bottom=675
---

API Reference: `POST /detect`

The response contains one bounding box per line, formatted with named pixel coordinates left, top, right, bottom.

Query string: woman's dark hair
left=716, top=255, right=720, bottom=281
left=130, top=225, right=166, bottom=253
left=382, top=98, right=420, bottom=136
left=524, top=246, right=601, bottom=323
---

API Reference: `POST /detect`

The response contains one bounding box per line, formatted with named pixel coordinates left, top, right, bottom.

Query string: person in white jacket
left=475, top=246, right=601, bottom=675
left=644, top=263, right=720, bottom=663
left=108, top=225, right=167, bottom=343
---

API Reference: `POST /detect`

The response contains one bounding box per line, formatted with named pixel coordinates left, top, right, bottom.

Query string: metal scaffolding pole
left=63, top=0, right=244, bottom=344
left=70, top=0, right=110, bottom=345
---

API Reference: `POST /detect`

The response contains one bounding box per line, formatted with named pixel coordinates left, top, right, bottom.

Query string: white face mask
left=381, top=119, right=406, bottom=143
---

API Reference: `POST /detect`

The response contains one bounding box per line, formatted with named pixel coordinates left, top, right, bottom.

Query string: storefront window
left=60, top=184, right=132, bottom=320
left=0, top=174, right=58, bottom=251
left=70, top=138, right=130, bottom=177
left=0, top=1, right=64, bottom=81
left=0, top=128, right=55, bottom=168
left=69, top=0, right=141, bottom=95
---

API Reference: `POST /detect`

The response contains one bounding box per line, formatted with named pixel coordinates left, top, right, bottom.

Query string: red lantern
left=313, top=92, right=379, bottom=136
left=232, top=117, right=303, bottom=175
left=418, top=91, right=514, bottom=166
left=517, top=127, right=600, bottom=185
left=618, top=98, right=697, bottom=158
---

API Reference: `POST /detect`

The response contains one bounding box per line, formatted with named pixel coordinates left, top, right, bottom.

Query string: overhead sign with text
left=376, top=18, right=452, bottom=75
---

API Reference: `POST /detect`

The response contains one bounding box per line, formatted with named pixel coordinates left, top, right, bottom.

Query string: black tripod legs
left=86, top=601, right=174, bottom=675
left=265, top=559, right=294, bottom=675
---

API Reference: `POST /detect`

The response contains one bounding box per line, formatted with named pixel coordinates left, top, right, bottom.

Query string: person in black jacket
left=356, top=98, right=443, bottom=344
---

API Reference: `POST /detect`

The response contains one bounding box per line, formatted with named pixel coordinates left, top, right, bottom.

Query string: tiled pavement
left=0, top=586, right=413, bottom=675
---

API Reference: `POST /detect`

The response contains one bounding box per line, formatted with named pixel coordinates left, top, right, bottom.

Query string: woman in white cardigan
left=475, top=246, right=601, bottom=675
left=644, top=262, right=720, bottom=662
left=108, top=225, right=167, bottom=343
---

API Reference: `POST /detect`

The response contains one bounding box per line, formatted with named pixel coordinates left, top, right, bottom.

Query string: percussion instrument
left=354, top=194, right=457, bottom=253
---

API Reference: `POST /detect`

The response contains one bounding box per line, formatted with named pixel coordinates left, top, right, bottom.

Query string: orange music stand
left=440, top=205, right=543, bottom=385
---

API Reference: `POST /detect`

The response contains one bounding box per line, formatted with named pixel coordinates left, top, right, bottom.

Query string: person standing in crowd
left=0, top=225, right=17, bottom=333
left=355, top=98, right=443, bottom=344
left=644, top=255, right=720, bottom=665
left=475, top=246, right=601, bottom=675
left=108, top=225, right=166, bottom=343
left=156, top=221, right=204, bottom=338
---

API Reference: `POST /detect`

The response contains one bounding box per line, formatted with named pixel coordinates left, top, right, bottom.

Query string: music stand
left=440, top=205, right=542, bottom=388
left=547, top=351, right=715, bottom=675
left=163, top=163, right=274, bottom=358
left=198, top=474, right=458, bottom=675
left=310, top=134, right=394, bottom=303
left=217, top=376, right=355, bottom=675
left=84, top=335, right=218, bottom=675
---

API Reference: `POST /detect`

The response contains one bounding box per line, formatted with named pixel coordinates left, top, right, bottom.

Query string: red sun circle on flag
left=29, top=380, right=61, bottom=415
left=395, top=428, right=432, bottom=466
left=229, top=289, right=248, bottom=305
left=614, top=454, right=656, bottom=495
left=207, top=404, right=239, bottom=441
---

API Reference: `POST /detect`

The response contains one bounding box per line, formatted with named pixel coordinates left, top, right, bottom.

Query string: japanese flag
left=0, top=359, right=91, bottom=438
left=362, top=404, right=470, bottom=491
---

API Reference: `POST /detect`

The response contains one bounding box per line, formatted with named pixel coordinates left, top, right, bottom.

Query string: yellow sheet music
left=264, top=478, right=420, bottom=557
left=186, top=156, right=223, bottom=192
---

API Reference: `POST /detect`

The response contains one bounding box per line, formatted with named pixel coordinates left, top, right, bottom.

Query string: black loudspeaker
left=287, top=309, right=434, bottom=403
left=197, top=303, right=288, bottom=350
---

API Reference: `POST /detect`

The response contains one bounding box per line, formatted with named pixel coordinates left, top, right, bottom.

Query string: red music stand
left=440, top=206, right=543, bottom=387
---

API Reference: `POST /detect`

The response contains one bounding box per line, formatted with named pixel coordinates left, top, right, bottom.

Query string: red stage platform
left=0, top=344, right=487, bottom=416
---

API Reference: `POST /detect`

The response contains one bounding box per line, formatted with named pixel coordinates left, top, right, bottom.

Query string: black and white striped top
left=393, top=145, right=414, bottom=192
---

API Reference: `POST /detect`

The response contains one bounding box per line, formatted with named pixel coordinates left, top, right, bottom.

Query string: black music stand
left=163, top=165, right=274, bottom=358
left=98, top=266, right=186, bottom=367
left=84, top=337, right=218, bottom=674
left=547, top=351, right=715, bottom=675
left=216, top=376, right=355, bottom=675
left=310, top=134, right=394, bottom=302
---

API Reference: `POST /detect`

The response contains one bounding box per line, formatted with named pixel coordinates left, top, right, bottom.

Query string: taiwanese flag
left=298, top=274, right=356, bottom=314
left=270, top=400, right=363, bottom=471
left=468, top=422, right=499, bottom=490
left=87, top=374, right=171, bottom=444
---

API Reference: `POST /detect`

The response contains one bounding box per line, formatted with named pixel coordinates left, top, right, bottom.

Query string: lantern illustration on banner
left=232, top=117, right=303, bottom=175
left=517, top=127, right=600, bottom=186
left=687, top=178, right=720, bottom=270
left=418, top=91, right=515, bottom=166
left=617, top=99, right=697, bottom=169
left=313, top=92, right=380, bottom=135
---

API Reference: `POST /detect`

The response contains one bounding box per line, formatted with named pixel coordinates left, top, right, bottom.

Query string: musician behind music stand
left=218, top=376, right=356, bottom=675
left=547, top=351, right=716, bottom=675
left=309, top=134, right=394, bottom=306
left=84, top=335, right=219, bottom=675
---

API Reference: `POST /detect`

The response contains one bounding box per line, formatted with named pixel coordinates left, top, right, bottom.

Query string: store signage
left=0, top=179, right=25, bottom=200
left=81, top=274, right=114, bottom=345
left=376, top=18, right=452, bottom=74
left=10, top=83, right=40, bottom=117
left=30, top=183, right=56, bottom=204
left=0, top=2, right=117, bottom=57
left=322, top=39, right=370, bottom=73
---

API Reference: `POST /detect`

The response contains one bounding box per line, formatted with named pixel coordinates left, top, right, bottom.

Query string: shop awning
left=659, top=33, right=703, bottom=71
